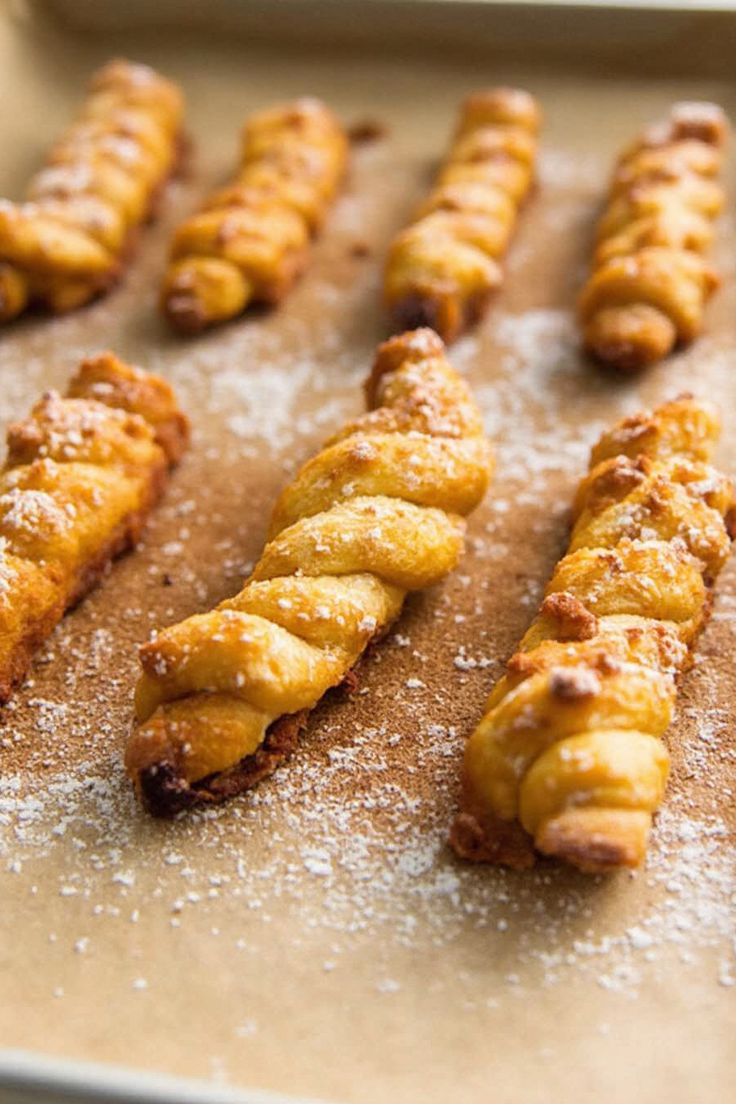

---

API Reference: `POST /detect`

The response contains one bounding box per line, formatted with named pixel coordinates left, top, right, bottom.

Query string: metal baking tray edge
left=0, top=1050, right=327, bottom=1104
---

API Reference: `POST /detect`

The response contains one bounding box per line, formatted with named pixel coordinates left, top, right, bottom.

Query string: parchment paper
left=0, top=5, right=734, bottom=1103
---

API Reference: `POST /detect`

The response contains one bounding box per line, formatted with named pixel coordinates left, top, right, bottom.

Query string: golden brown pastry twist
left=451, top=395, right=734, bottom=873
left=125, top=328, right=493, bottom=815
left=0, top=59, right=183, bottom=323
left=579, top=102, right=729, bottom=370
left=0, top=352, right=189, bottom=702
left=161, top=98, right=348, bottom=332
left=384, top=87, right=541, bottom=342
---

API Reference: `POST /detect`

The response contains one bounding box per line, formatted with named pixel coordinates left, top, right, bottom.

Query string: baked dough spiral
left=579, top=101, right=728, bottom=371
left=384, top=87, right=540, bottom=342
left=125, top=328, right=493, bottom=815
left=161, top=98, right=348, bottom=332
left=0, top=352, right=189, bottom=702
left=451, top=394, right=734, bottom=873
left=0, top=59, right=183, bottom=323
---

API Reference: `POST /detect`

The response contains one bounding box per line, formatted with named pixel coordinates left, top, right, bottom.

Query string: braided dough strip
left=0, top=59, right=183, bottom=323
left=125, top=328, right=493, bottom=815
left=579, top=101, right=729, bottom=371
left=384, top=88, right=541, bottom=343
left=451, top=395, right=734, bottom=873
left=161, top=98, right=348, bottom=332
left=0, top=352, right=189, bottom=702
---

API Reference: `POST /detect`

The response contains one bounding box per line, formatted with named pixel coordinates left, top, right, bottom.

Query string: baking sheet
left=1, top=3, right=735, bottom=1103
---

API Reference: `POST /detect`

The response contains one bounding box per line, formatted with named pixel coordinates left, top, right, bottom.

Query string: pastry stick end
left=583, top=304, right=677, bottom=372
left=533, top=807, right=653, bottom=874
left=161, top=257, right=253, bottom=334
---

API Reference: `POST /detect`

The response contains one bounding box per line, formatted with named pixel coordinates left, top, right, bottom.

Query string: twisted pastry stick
left=125, top=328, right=493, bottom=815
left=384, top=87, right=540, bottom=342
left=0, top=59, right=183, bottom=323
left=0, top=353, right=189, bottom=702
left=161, top=98, right=348, bottom=332
left=579, top=101, right=729, bottom=370
left=451, top=395, right=734, bottom=873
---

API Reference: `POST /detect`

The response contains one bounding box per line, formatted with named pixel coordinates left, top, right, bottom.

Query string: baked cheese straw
left=0, top=59, right=184, bottom=323
left=579, top=101, right=729, bottom=371
left=161, top=98, right=348, bottom=332
left=0, top=353, right=189, bottom=702
left=451, top=395, right=734, bottom=873
left=384, top=87, right=540, bottom=343
left=125, top=328, right=493, bottom=815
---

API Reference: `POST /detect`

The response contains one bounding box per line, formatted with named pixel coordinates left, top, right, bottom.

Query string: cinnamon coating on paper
left=0, top=59, right=183, bottom=323
left=579, top=102, right=728, bottom=371
left=0, top=352, right=189, bottom=702
left=451, top=395, right=734, bottom=873
left=384, top=87, right=540, bottom=342
left=125, top=329, right=493, bottom=815
left=161, top=98, right=348, bottom=332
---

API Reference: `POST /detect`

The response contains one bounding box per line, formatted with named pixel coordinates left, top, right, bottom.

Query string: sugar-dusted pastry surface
left=161, top=98, right=348, bottom=332
left=384, top=87, right=540, bottom=342
left=0, top=59, right=183, bottom=322
left=0, top=352, right=188, bottom=702
left=579, top=102, right=729, bottom=370
left=125, top=328, right=493, bottom=813
left=451, top=395, right=734, bottom=873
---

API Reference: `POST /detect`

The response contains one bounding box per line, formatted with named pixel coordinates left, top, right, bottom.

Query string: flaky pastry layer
left=0, top=352, right=188, bottom=701
left=0, top=59, right=183, bottom=322
left=125, top=328, right=493, bottom=815
left=161, top=98, right=348, bottom=332
left=578, top=101, right=729, bottom=370
left=451, top=394, right=734, bottom=873
left=384, top=87, right=540, bottom=342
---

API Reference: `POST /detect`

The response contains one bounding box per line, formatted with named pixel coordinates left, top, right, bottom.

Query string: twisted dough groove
left=0, top=352, right=189, bottom=702
left=451, top=395, right=734, bottom=873
left=125, top=328, right=493, bottom=815
left=0, top=59, right=183, bottom=323
left=579, top=101, right=729, bottom=370
left=384, top=87, right=540, bottom=342
left=161, top=98, right=348, bottom=332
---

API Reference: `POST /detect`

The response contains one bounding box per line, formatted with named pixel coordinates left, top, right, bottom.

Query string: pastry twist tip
left=532, top=807, right=655, bottom=873
left=161, top=257, right=253, bottom=334
left=583, top=304, right=677, bottom=371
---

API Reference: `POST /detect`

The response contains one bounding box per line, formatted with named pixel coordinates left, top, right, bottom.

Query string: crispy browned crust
left=389, top=287, right=493, bottom=346
left=449, top=809, right=536, bottom=869
left=137, top=709, right=310, bottom=817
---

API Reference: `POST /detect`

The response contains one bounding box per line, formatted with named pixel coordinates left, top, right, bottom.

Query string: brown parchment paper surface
left=0, top=7, right=735, bottom=1103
